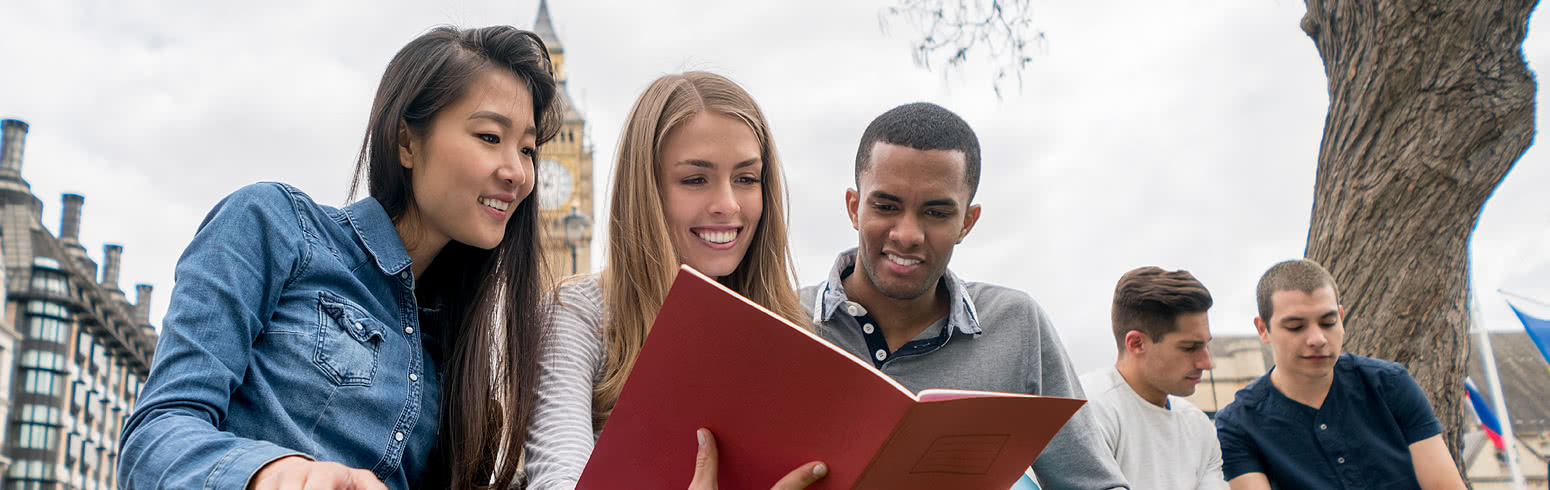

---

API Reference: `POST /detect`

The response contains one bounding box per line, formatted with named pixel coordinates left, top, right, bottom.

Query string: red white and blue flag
left=1465, top=378, right=1506, bottom=450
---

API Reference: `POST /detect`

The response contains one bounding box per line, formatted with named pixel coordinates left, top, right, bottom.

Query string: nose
left=707, top=180, right=740, bottom=216
left=1306, top=328, right=1328, bottom=349
left=888, top=213, right=925, bottom=247
left=499, top=151, right=531, bottom=191
left=1198, top=349, right=1215, bottom=371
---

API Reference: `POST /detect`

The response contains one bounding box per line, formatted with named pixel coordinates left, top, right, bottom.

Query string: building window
left=27, top=301, right=68, bottom=319
left=29, top=270, right=69, bottom=297
left=15, top=404, right=61, bottom=450
left=6, top=458, right=54, bottom=487
left=23, top=369, right=61, bottom=396
left=21, top=350, right=65, bottom=372
left=27, top=316, right=68, bottom=344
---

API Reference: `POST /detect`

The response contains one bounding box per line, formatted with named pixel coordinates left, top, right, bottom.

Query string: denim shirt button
left=409, top=373, right=418, bottom=382
left=404, top=326, right=414, bottom=335
left=862, top=323, right=875, bottom=334
left=400, top=271, right=411, bottom=281
left=394, top=431, right=405, bottom=442
left=1336, top=457, right=1345, bottom=464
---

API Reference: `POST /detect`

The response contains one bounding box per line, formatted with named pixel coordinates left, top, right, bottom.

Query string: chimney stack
left=135, top=284, right=153, bottom=325
left=61, top=194, right=84, bottom=241
left=0, top=119, right=28, bottom=180
left=103, top=244, right=123, bottom=289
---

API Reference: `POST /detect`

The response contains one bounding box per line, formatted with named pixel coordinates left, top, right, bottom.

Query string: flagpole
left=1473, top=291, right=1527, bottom=490
left=1499, top=288, right=1550, bottom=310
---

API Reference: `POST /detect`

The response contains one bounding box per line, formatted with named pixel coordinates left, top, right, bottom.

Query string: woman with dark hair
left=117, top=25, right=558, bottom=490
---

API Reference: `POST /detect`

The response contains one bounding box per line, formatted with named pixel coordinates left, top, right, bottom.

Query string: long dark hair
left=349, top=25, right=560, bottom=489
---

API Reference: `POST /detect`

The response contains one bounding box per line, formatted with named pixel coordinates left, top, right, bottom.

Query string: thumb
left=687, top=428, right=719, bottom=489
left=770, top=461, right=828, bottom=490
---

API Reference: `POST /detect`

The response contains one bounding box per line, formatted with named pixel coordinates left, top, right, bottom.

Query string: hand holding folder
left=578, top=266, right=1085, bottom=489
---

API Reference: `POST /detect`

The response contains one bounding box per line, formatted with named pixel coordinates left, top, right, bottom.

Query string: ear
left=1254, top=317, right=1271, bottom=344
left=1123, top=330, right=1148, bottom=357
left=398, top=122, right=418, bottom=170
left=1338, top=305, right=1346, bottom=322
left=957, top=203, right=982, bottom=244
left=845, top=188, right=860, bottom=231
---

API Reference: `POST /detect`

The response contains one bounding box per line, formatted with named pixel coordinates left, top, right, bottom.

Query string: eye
left=681, top=176, right=707, bottom=185
left=870, top=202, right=897, bottom=212
left=1284, top=325, right=1304, bottom=332
left=520, top=147, right=536, bottom=157
left=1319, top=322, right=1338, bottom=328
left=925, top=209, right=953, bottom=219
left=736, top=175, right=762, bottom=185
left=477, top=133, right=501, bottom=144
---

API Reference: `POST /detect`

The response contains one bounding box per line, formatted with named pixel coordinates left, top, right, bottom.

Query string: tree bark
left=1300, top=0, right=1536, bottom=477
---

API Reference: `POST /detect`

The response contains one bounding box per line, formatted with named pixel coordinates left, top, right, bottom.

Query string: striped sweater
left=522, top=274, right=606, bottom=490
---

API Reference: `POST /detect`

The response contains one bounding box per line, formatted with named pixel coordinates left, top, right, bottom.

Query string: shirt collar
left=811, top=248, right=983, bottom=337
left=343, top=196, right=413, bottom=277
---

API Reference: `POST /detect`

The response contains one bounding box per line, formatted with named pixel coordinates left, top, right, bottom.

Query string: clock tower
left=532, top=0, right=594, bottom=280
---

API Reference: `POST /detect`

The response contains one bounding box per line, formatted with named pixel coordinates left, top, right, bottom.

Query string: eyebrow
left=469, top=111, right=538, bottom=136
left=676, top=158, right=761, bottom=169
left=1281, top=310, right=1339, bottom=323
left=468, top=111, right=511, bottom=127
left=869, top=192, right=958, bottom=207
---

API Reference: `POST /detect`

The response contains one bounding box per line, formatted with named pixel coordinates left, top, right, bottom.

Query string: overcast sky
left=1, top=0, right=1546, bottom=375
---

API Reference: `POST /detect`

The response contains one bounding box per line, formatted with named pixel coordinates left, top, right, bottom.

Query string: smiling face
left=398, top=69, right=537, bottom=251
left=846, top=142, right=980, bottom=301
left=1256, top=286, right=1345, bottom=381
left=1134, top=312, right=1215, bottom=399
left=657, top=111, right=764, bottom=278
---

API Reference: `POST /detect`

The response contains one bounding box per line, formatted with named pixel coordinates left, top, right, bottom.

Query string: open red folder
left=576, top=266, right=1085, bottom=489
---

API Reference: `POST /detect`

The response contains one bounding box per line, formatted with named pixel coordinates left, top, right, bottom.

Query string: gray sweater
left=800, top=249, right=1130, bottom=490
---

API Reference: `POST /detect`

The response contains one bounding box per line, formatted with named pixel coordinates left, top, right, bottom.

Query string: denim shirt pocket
left=314, top=290, right=386, bottom=387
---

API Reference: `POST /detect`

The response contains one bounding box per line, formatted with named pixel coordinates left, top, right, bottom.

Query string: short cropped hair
left=854, top=102, right=981, bottom=199
left=1255, top=259, right=1338, bottom=321
left=1111, top=266, right=1214, bottom=350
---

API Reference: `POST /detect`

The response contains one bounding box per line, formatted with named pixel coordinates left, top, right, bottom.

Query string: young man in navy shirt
left=1215, top=259, right=1466, bottom=489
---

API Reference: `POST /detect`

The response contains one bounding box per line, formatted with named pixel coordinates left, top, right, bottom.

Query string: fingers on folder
left=689, top=428, right=828, bottom=490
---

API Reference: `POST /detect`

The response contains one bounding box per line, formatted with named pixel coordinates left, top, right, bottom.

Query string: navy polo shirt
left=1215, top=353, right=1442, bottom=489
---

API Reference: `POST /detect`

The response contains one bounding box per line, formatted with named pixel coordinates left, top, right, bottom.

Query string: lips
left=881, top=252, right=924, bottom=274
left=690, top=226, right=741, bottom=250
left=479, top=196, right=511, bottom=212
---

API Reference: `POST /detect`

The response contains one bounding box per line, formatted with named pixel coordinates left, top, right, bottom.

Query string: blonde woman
left=522, top=72, right=825, bottom=489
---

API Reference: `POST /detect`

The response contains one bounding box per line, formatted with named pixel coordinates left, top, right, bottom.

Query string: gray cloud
left=1, top=0, right=1545, bottom=376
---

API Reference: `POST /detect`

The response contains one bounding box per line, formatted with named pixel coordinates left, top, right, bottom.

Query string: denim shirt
left=118, top=183, right=442, bottom=490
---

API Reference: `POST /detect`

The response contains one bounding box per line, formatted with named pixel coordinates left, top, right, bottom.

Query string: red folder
left=576, top=266, right=1085, bottom=489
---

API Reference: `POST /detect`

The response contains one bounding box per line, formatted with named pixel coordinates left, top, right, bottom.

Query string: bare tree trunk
left=1300, top=0, right=1536, bottom=478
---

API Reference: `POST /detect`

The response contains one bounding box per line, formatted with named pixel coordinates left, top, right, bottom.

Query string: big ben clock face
left=537, top=159, right=573, bottom=211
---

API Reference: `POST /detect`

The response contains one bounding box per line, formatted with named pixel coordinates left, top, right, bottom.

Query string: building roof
left=533, top=0, right=562, bottom=52
left=1471, top=331, right=1550, bottom=435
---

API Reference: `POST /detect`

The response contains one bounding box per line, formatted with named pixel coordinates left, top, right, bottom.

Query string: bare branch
left=882, top=0, right=1042, bottom=97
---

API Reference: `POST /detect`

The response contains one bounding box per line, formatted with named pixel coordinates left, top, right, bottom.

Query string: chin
left=687, top=260, right=738, bottom=278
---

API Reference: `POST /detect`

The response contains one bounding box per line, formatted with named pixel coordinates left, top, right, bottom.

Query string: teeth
left=479, top=197, right=510, bottom=211
left=887, top=254, right=921, bottom=266
left=696, top=230, right=736, bottom=244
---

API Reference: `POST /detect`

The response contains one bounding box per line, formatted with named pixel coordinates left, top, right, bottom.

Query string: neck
left=1269, top=365, right=1334, bottom=409
left=394, top=209, right=448, bottom=281
left=1114, top=360, right=1169, bottom=408
left=841, top=268, right=949, bottom=351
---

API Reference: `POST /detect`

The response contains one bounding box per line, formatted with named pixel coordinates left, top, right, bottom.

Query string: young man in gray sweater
left=799, top=102, right=1129, bottom=490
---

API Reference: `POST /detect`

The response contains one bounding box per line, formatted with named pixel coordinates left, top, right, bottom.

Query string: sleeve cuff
left=205, top=440, right=309, bottom=490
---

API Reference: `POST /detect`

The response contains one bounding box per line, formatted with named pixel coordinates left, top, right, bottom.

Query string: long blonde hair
left=596, top=72, right=806, bottom=426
